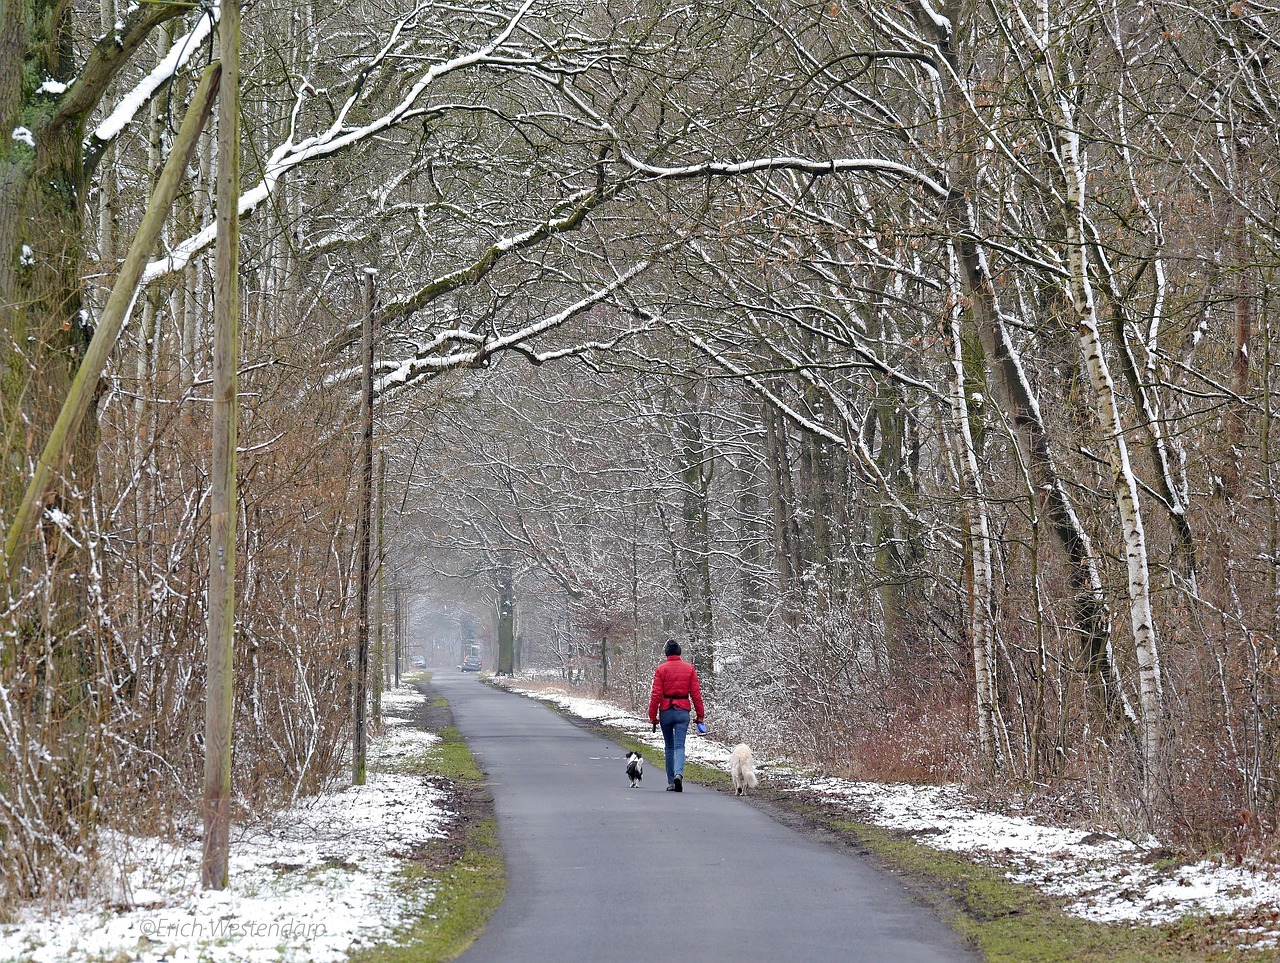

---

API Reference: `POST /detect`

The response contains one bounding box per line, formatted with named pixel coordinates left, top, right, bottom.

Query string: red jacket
left=648, top=655, right=705, bottom=723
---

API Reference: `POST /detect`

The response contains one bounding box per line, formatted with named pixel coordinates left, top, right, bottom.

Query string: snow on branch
left=372, top=258, right=655, bottom=394
left=142, top=0, right=539, bottom=283
left=90, top=9, right=218, bottom=146
left=621, top=154, right=949, bottom=198
left=379, top=183, right=615, bottom=323
left=915, top=0, right=953, bottom=41
left=551, top=77, right=948, bottom=198
left=686, top=239, right=946, bottom=401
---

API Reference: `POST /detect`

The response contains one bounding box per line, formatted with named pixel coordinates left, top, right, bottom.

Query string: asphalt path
left=430, top=670, right=978, bottom=963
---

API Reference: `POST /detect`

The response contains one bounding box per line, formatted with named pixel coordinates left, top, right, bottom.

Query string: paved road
left=430, top=670, right=977, bottom=963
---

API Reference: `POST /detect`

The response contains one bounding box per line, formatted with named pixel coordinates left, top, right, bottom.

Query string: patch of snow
left=43, top=506, right=71, bottom=528
left=38, top=80, right=68, bottom=95
left=1053, top=858, right=1280, bottom=927
left=381, top=687, right=425, bottom=710
left=917, top=0, right=952, bottom=35
left=0, top=684, right=448, bottom=962
left=20, top=245, right=35, bottom=267
left=12, top=127, right=34, bottom=147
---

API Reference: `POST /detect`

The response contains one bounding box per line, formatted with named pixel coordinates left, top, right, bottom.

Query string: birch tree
left=1008, top=0, right=1163, bottom=784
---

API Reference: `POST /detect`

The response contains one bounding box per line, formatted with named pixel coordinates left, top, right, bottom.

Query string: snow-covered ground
left=496, top=678, right=1280, bottom=951
left=0, top=685, right=449, bottom=963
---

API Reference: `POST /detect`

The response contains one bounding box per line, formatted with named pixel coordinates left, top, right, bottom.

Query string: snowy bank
left=0, top=683, right=448, bottom=963
left=497, top=678, right=1280, bottom=950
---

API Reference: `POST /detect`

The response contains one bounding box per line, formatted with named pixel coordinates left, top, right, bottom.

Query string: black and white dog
left=624, top=750, right=644, bottom=788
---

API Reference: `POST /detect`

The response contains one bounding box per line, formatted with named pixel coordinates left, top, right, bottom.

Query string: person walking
left=648, top=639, right=705, bottom=792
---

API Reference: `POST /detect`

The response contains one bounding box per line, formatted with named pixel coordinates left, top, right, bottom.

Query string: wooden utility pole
left=601, top=633, right=609, bottom=691
left=353, top=268, right=376, bottom=786
left=203, top=0, right=240, bottom=892
left=375, top=451, right=386, bottom=706
left=393, top=579, right=402, bottom=686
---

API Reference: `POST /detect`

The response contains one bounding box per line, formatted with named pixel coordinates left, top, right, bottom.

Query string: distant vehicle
left=460, top=655, right=482, bottom=672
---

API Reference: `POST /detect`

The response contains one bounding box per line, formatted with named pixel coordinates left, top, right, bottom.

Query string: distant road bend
left=429, top=671, right=978, bottom=962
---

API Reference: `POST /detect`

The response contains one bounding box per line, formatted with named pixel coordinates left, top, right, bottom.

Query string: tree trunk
left=376, top=451, right=386, bottom=704
left=352, top=269, right=375, bottom=786
left=675, top=379, right=714, bottom=668
left=917, top=4, right=1134, bottom=726
left=1022, top=7, right=1163, bottom=787
left=764, top=404, right=801, bottom=601
left=735, top=445, right=766, bottom=625
left=497, top=559, right=515, bottom=676
left=870, top=380, right=909, bottom=664
left=394, top=580, right=402, bottom=687
left=947, top=256, right=1001, bottom=771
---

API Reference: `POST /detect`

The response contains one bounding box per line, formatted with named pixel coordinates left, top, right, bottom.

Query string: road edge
left=352, top=675, right=506, bottom=963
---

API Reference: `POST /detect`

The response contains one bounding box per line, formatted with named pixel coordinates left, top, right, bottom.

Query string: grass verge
left=352, top=695, right=505, bottom=963
left=784, top=804, right=1263, bottom=962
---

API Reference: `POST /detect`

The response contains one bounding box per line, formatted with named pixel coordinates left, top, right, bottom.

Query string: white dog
left=729, top=744, right=759, bottom=795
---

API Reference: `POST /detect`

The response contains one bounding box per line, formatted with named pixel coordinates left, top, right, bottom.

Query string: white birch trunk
left=1029, top=4, right=1163, bottom=782
left=947, top=255, right=1000, bottom=769
left=913, top=0, right=1134, bottom=725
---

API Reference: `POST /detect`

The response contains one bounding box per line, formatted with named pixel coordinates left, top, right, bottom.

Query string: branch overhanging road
left=429, top=671, right=978, bottom=962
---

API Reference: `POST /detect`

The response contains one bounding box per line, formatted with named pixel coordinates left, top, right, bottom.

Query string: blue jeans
left=659, top=707, right=691, bottom=784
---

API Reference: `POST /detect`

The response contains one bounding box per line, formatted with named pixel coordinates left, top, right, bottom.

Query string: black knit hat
left=664, top=639, right=681, bottom=656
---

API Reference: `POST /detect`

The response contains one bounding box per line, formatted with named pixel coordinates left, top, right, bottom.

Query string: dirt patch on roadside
left=390, top=680, right=454, bottom=733
left=354, top=680, right=504, bottom=963
left=406, top=680, right=493, bottom=874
